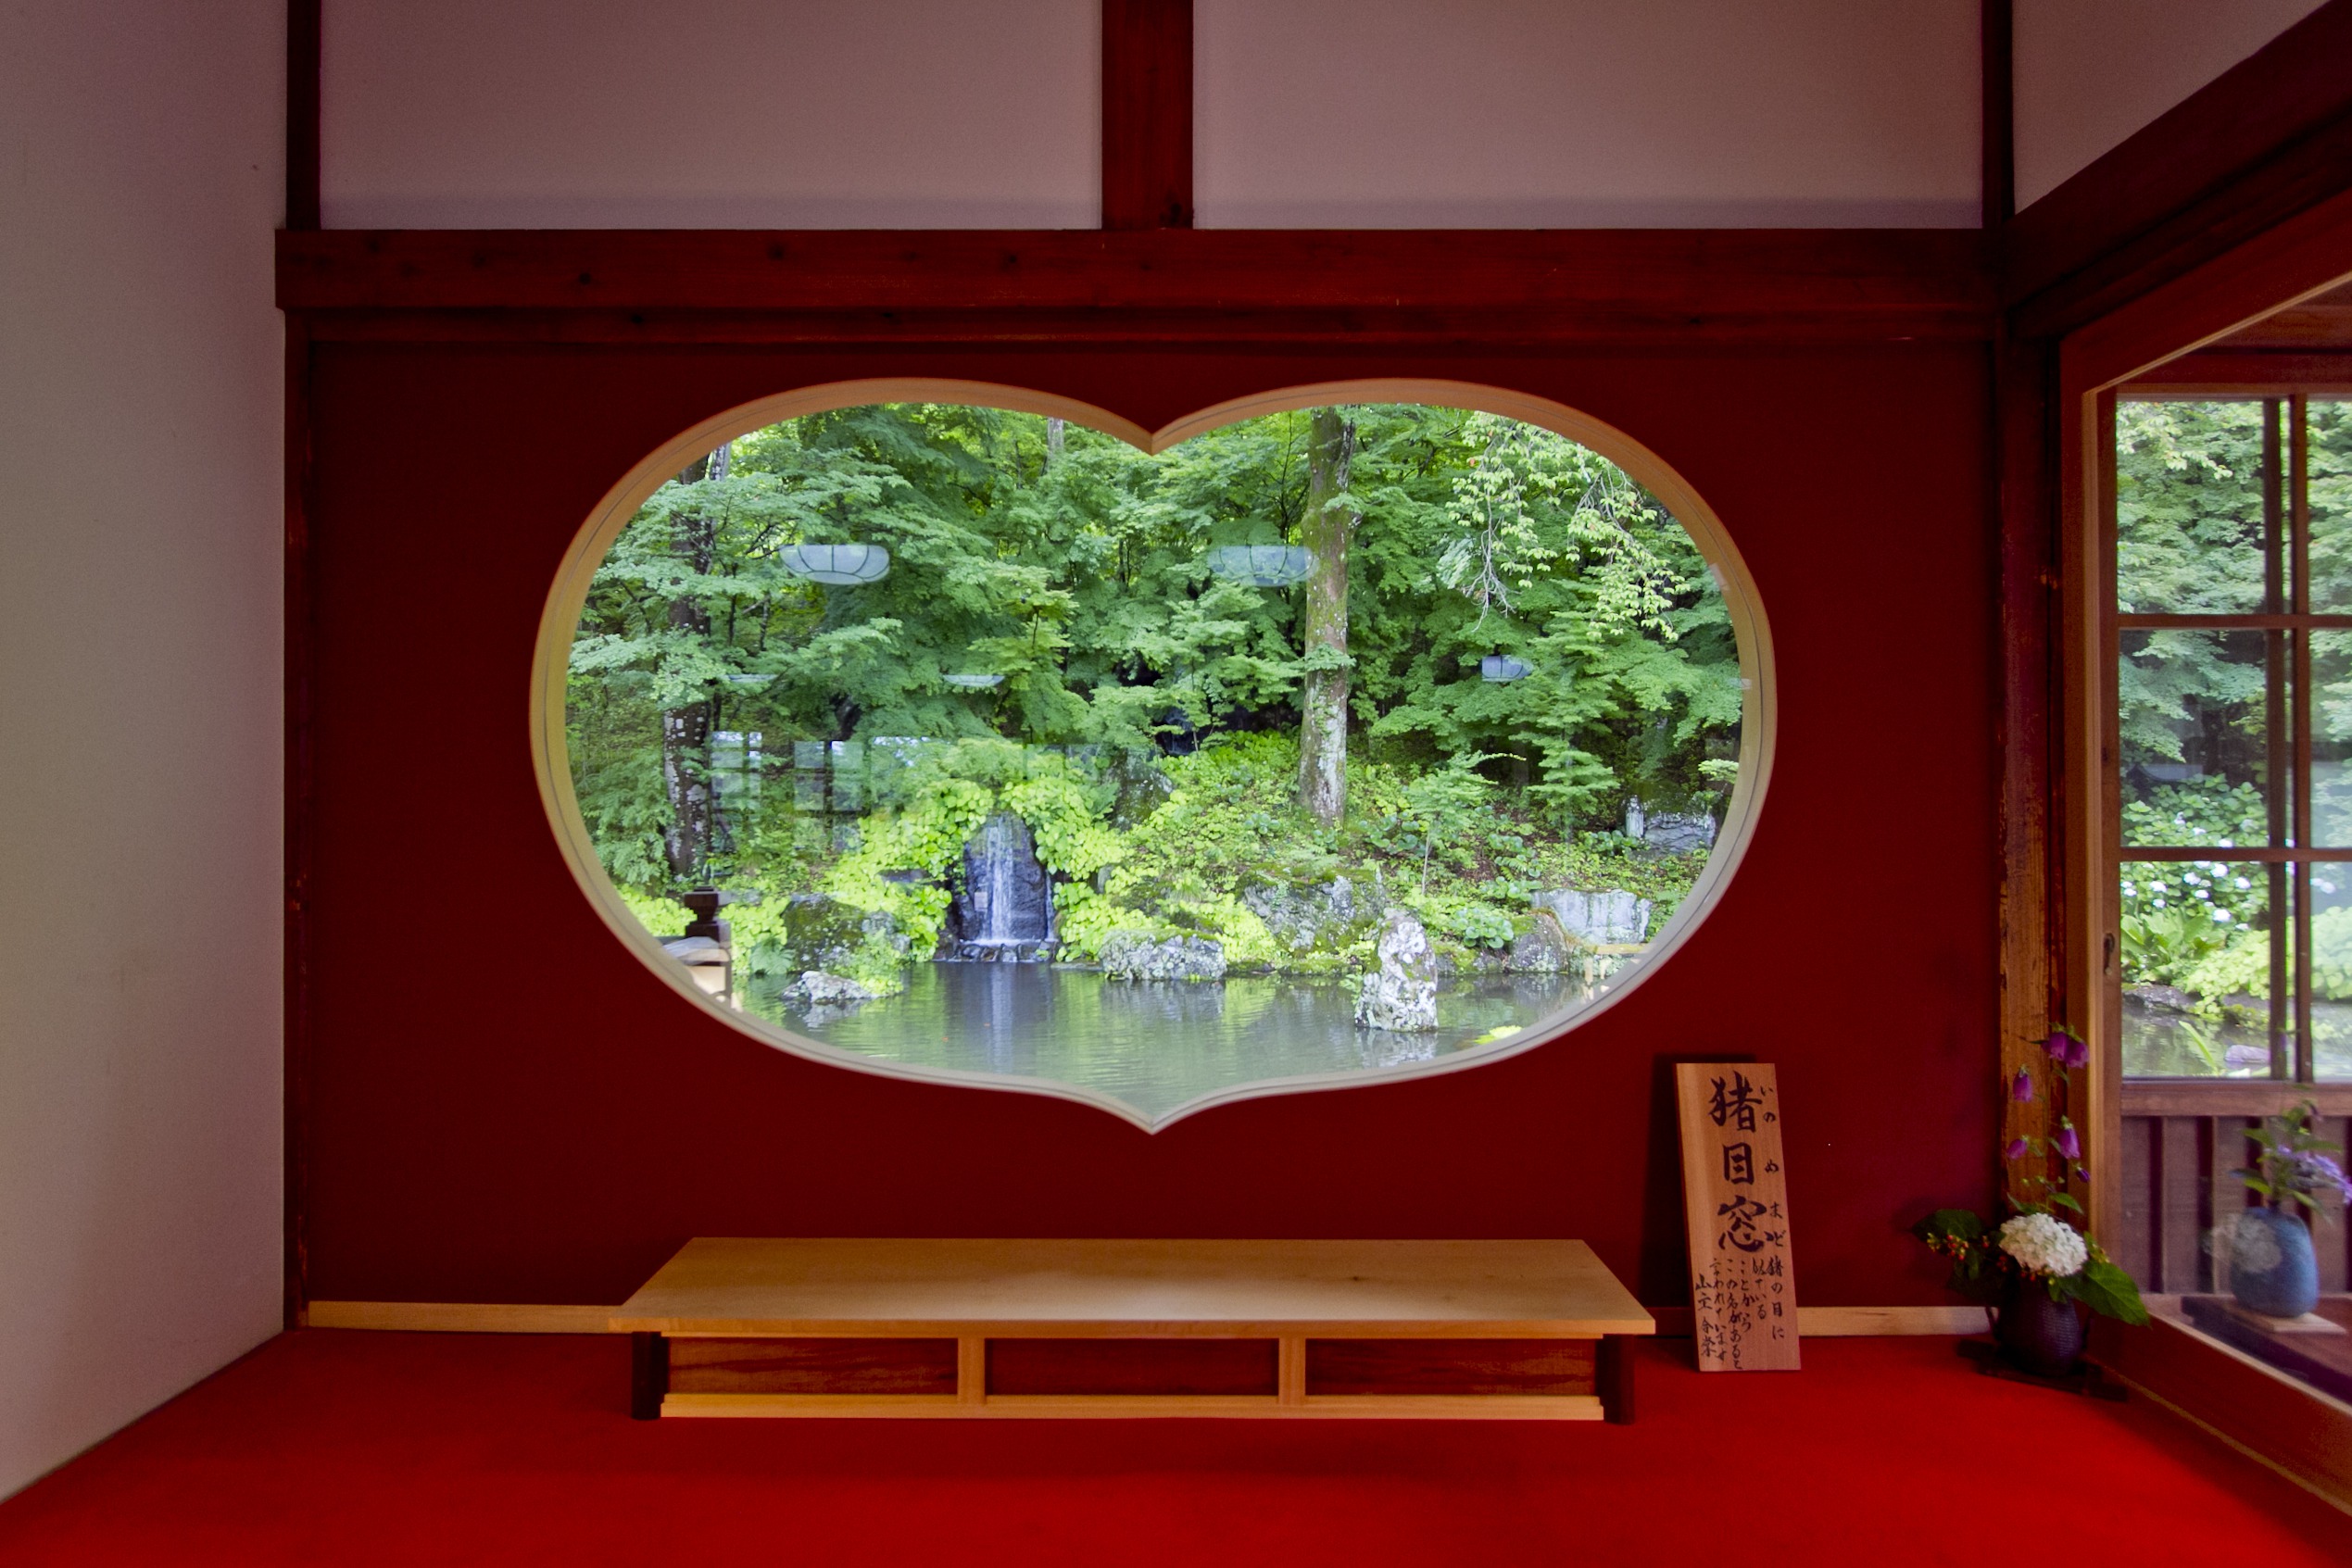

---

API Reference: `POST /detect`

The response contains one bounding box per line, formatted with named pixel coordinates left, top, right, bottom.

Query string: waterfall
left=949, top=810, right=1054, bottom=960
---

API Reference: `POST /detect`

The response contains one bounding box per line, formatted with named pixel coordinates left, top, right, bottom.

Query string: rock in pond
left=1356, top=909, right=1438, bottom=1032
left=2124, top=984, right=2195, bottom=1014
left=766, top=894, right=900, bottom=973
left=1506, top=909, right=1575, bottom=973
left=1100, top=931, right=1227, bottom=983
left=785, top=971, right=876, bottom=1006
left=1242, top=872, right=1386, bottom=954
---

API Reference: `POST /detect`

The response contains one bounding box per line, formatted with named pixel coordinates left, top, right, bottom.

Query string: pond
left=745, top=962, right=1597, bottom=1122
left=2122, top=994, right=2352, bottom=1080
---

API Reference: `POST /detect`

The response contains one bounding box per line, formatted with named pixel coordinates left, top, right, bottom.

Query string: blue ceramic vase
left=2229, top=1206, right=2320, bottom=1319
left=1997, top=1283, right=2085, bottom=1376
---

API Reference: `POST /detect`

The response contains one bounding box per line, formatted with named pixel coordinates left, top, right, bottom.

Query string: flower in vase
left=2044, top=1031, right=2088, bottom=1069
left=1997, top=1212, right=2087, bottom=1279
left=2287, top=1151, right=2352, bottom=1203
left=2011, top=1069, right=2034, bottom=1102
left=2054, top=1124, right=2082, bottom=1160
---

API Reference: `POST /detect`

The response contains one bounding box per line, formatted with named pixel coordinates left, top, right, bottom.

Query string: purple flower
left=2005, top=1137, right=2031, bottom=1160
left=2288, top=1152, right=2352, bottom=1201
left=2043, top=1031, right=2089, bottom=1070
left=2054, top=1125, right=2082, bottom=1160
left=2011, top=1069, right=2034, bottom=1103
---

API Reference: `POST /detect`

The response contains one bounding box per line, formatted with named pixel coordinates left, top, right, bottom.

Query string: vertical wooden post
left=630, top=1333, right=668, bottom=1420
left=1101, top=0, right=1192, bottom=230
left=958, top=1336, right=987, bottom=1405
left=1277, top=1336, right=1305, bottom=1406
left=286, top=0, right=321, bottom=231
left=1981, top=0, right=2013, bottom=231
left=1596, top=1336, right=1633, bottom=1424
left=1996, top=330, right=2057, bottom=1206
left=283, top=315, right=314, bottom=1330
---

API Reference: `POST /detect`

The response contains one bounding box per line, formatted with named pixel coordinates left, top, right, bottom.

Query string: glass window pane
left=2310, top=630, right=2352, bottom=846
left=2116, top=399, right=2275, bottom=616
left=2120, top=859, right=2280, bottom=1078
left=2308, top=399, right=2352, bottom=611
left=2312, top=860, right=2352, bottom=1080
left=2119, top=629, right=2271, bottom=847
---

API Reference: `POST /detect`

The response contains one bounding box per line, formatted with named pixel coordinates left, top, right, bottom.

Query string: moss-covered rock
left=1240, top=872, right=1388, bottom=957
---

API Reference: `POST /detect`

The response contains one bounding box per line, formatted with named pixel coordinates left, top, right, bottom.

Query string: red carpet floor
left=0, top=1332, right=2341, bottom=1565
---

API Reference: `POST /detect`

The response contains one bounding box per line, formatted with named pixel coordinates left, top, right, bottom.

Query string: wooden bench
left=613, top=1238, right=1654, bottom=1421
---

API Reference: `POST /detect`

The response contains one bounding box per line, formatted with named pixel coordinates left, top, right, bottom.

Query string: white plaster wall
left=1197, top=0, right=1981, bottom=228
left=2013, top=0, right=2326, bottom=210
left=0, top=0, right=285, bottom=1499
left=322, top=0, right=1101, bottom=228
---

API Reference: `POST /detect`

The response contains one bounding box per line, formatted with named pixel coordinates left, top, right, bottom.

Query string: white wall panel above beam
left=322, top=0, right=1101, bottom=229
left=1196, top=0, right=1980, bottom=230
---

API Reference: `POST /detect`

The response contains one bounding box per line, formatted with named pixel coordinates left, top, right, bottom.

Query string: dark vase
left=1996, top=1282, right=2085, bottom=1376
left=2229, top=1206, right=2320, bottom=1319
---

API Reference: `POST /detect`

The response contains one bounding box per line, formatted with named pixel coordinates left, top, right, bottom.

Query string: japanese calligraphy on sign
left=1676, top=1062, right=1799, bottom=1372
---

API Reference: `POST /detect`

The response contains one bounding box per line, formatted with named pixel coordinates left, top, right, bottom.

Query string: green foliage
left=1911, top=1209, right=2001, bottom=1305
left=613, top=886, right=693, bottom=937
left=1401, top=891, right=1519, bottom=950
left=2312, top=904, right=2352, bottom=999
left=2060, top=1253, right=2152, bottom=1325
left=566, top=402, right=1746, bottom=973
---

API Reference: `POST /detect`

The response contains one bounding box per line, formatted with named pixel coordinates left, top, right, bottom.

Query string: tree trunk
left=1297, top=408, right=1356, bottom=825
left=1045, top=416, right=1065, bottom=470
left=661, top=445, right=727, bottom=882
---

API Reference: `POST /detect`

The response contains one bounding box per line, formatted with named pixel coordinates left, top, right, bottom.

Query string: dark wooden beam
left=275, top=229, right=1993, bottom=345
left=2006, top=0, right=2352, bottom=336
left=1101, top=0, right=1191, bottom=230
left=286, top=0, right=321, bottom=232
left=283, top=316, right=314, bottom=1329
left=1981, top=0, right=2012, bottom=231
left=2126, top=351, right=2352, bottom=394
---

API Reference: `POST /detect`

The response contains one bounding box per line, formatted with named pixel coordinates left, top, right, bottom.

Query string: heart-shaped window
left=535, top=381, right=1771, bottom=1128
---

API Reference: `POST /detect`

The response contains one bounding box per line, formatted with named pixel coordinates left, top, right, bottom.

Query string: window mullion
left=2291, top=395, right=2314, bottom=1084
left=2266, top=399, right=2289, bottom=1078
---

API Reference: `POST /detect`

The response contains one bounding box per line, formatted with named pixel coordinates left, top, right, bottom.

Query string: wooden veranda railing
left=2117, top=1082, right=2352, bottom=1296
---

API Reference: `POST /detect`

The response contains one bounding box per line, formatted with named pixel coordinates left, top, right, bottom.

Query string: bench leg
left=631, top=1332, right=668, bottom=1420
left=1597, top=1336, right=1633, bottom=1424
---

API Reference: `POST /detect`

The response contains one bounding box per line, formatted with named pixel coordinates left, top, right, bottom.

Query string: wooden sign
left=1676, top=1063, right=1799, bottom=1371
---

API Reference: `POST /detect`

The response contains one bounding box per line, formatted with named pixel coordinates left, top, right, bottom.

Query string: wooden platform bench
left=614, top=1238, right=1654, bottom=1421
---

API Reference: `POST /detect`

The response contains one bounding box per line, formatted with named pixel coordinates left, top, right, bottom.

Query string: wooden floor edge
left=659, top=1392, right=1606, bottom=1420
left=306, top=1301, right=623, bottom=1334
left=308, top=1301, right=1985, bottom=1336
left=1650, top=1304, right=1990, bottom=1337
left=2109, top=1374, right=2352, bottom=1517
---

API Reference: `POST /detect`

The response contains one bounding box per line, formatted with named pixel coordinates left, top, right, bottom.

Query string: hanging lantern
left=782, top=542, right=891, bottom=585
left=1206, top=545, right=1311, bottom=586
left=1480, top=654, right=1532, bottom=684
left=943, top=672, right=1005, bottom=690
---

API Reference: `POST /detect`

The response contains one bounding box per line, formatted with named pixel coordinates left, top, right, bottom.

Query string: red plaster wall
left=303, top=344, right=1995, bottom=1308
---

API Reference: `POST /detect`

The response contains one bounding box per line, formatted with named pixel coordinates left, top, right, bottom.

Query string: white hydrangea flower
left=1997, top=1212, right=2087, bottom=1278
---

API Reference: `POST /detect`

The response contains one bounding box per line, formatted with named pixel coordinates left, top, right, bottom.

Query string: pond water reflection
left=2122, top=994, right=2352, bottom=1079
left=748, top=963, right=1597, bottom=1121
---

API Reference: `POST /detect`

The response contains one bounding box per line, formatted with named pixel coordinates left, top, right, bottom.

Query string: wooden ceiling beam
left=2006, top=0, right=2352, bottom=337
left=274, top=228, right=1993, bottom=345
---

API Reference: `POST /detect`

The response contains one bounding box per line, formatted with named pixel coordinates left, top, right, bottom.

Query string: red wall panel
left=304, top=344, right=1995, bottom=1308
